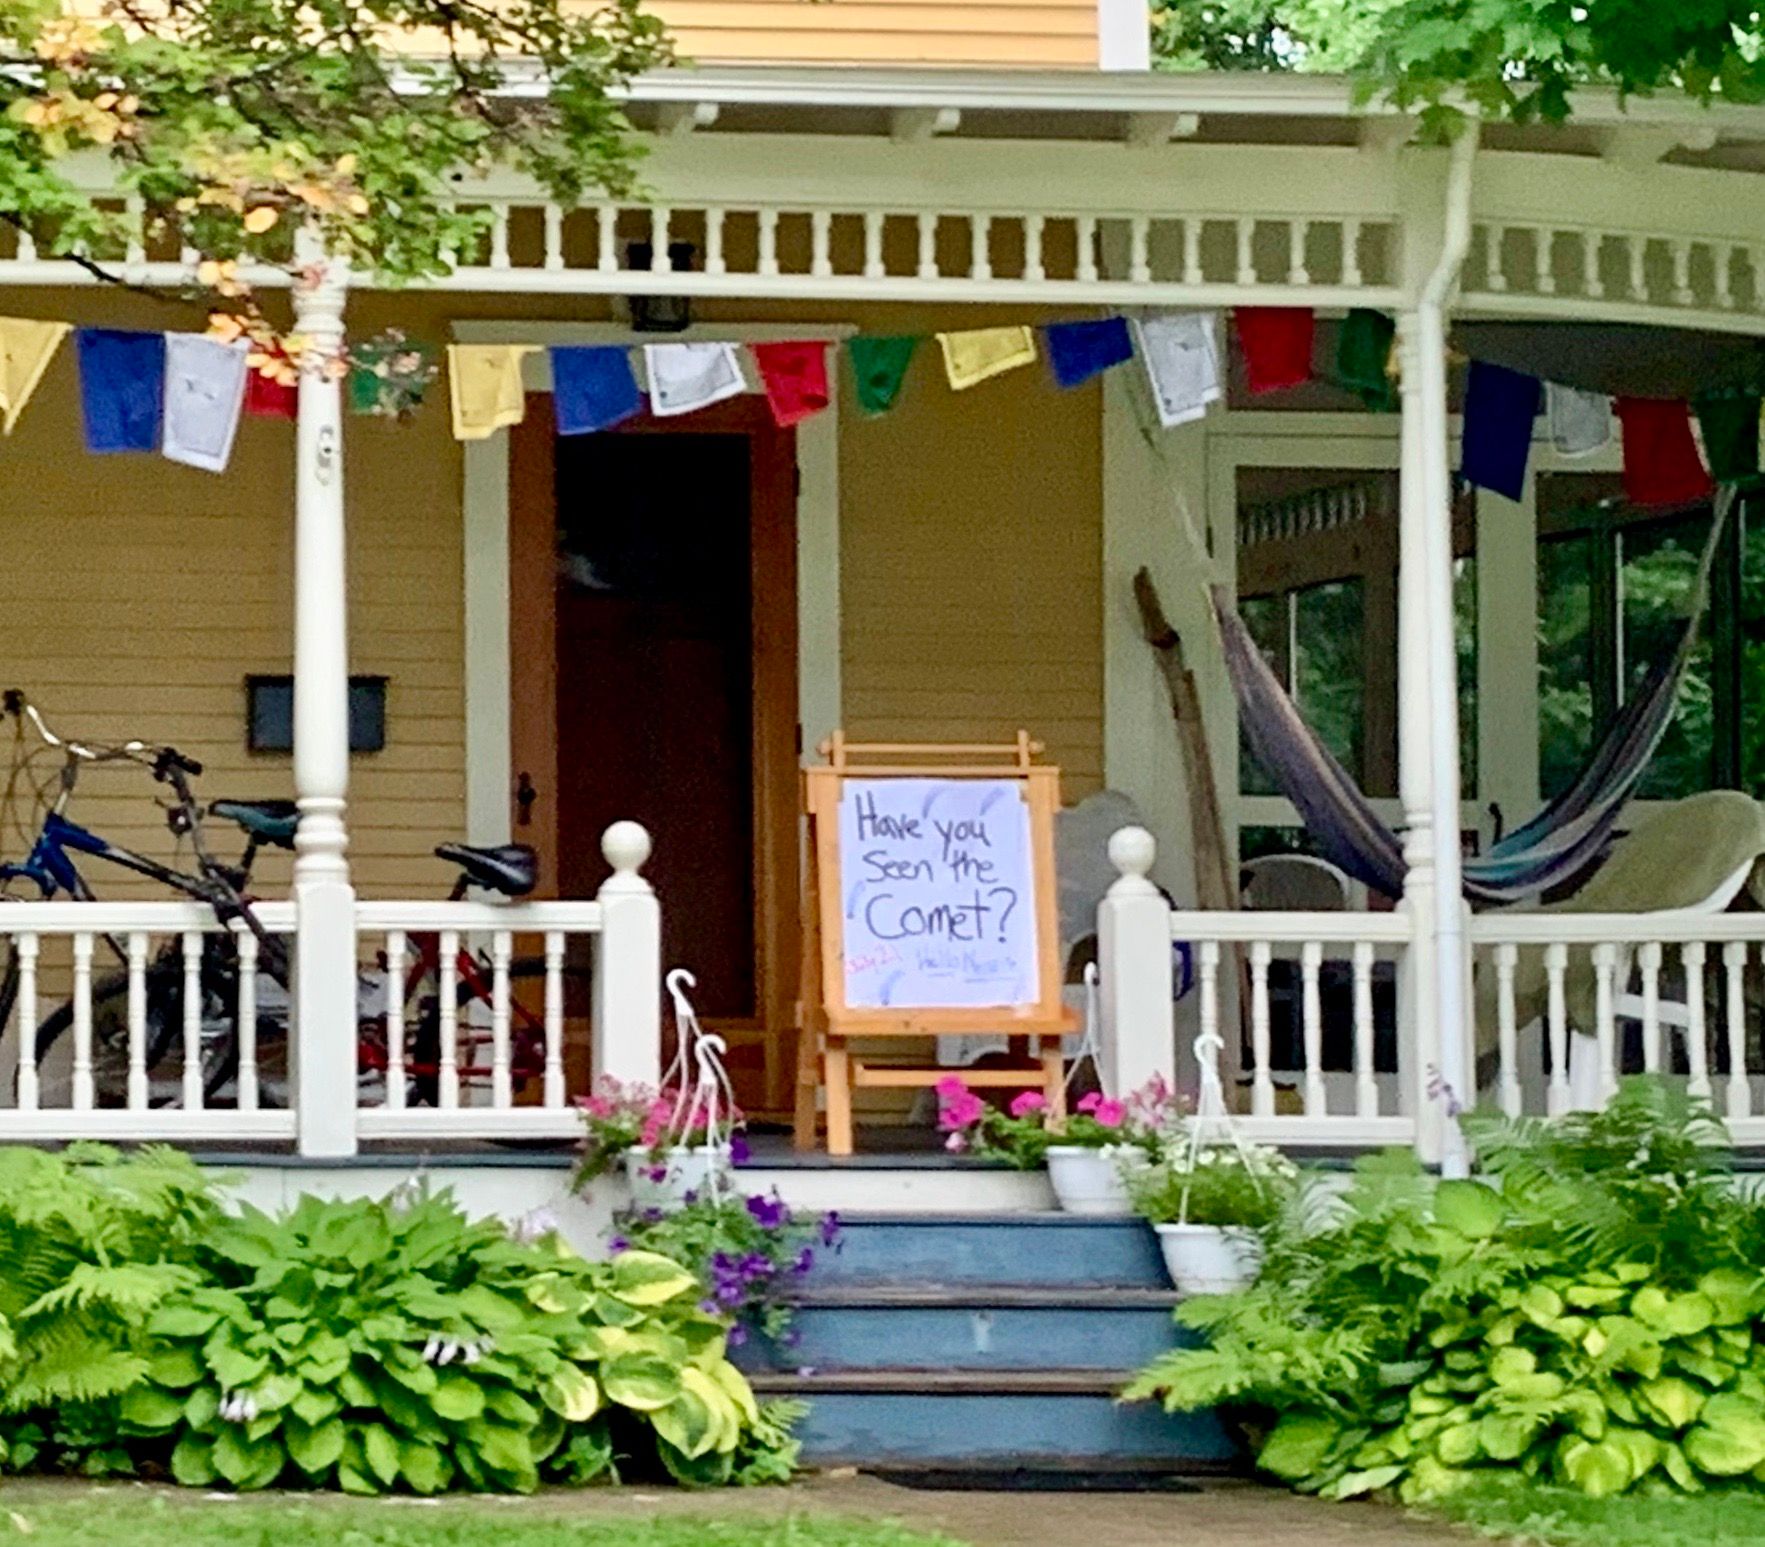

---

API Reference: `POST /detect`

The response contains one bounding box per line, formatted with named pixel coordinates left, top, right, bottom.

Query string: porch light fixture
left=625, top=240, right=696, bottom=332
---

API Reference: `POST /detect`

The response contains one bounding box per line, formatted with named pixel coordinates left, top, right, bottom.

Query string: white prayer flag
left=1546, top=382, right=1613, bottom=459
left=162, top=334, right=250, bottom=473
left=1133, top=312, right=1222, bottom=428
left=643, top=342, right=746, bottom=418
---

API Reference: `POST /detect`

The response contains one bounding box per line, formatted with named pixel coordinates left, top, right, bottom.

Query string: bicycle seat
left=435, top=842, right=538, bottom=898
left=211, top=799, right=300, bottom=850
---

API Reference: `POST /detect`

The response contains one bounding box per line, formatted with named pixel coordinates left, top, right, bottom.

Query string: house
left=1, top=0, right=1764, bottom=1191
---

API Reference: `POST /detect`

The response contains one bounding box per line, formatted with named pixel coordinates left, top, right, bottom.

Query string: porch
left=1, top=69, right=1764, bottom=1159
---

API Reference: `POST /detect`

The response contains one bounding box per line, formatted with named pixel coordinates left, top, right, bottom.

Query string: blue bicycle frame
left=0, top=809, right=208, bottom=903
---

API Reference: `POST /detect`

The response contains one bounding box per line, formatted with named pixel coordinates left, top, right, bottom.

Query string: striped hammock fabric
left=1214, top=486, right=1735, bottom=905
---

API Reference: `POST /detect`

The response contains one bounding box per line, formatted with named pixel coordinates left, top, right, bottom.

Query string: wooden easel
left=794, top=732, right=1076, bottom=1156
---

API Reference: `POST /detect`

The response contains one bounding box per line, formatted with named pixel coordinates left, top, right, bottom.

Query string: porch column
left=289, top=239, right=359, bottom=1158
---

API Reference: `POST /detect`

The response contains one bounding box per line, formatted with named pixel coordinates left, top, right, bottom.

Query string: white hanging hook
left=660, top=967, right=737, bottom=1201
left=1066, top=962, right=1105, bottom=1094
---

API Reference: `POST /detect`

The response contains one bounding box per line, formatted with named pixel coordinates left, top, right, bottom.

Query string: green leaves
left=609, top=1252, right=700, bottom=1308
left=1434, top=1181, right=1503, bottom=1240
left=1258, top=1412, right=1345, bottom=1481
left=1683, top=1394, right=1765, bottom=1475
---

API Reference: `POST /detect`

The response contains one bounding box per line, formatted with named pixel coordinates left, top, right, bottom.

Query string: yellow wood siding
left=647, top=0, right=1101, bottom=68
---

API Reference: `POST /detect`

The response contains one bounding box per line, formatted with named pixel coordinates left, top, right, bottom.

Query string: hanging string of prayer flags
left=1546, top=382, right=1612, bottom=458
left=1461, top=361, right=1542, bottom=502
left=447, top=344, right=535, bottom=441
left=0, top=319, right=67, bottom=436
left=1233, top=307, right=1314, bottom=395
left=645, top=341, right=745, bottom=418
left=937, top=326, right=1036, bottom=391
left=1694, top=394, right=1763, bottom=486
left=245, top=351, right=299, bottom=419
left=750, top=340, right=830, bottom=427
left=1132, top=312, right=1221, bottom=428
left=1335, top=309, right=1398, bottom=412
left=161, top=334, right=249, bottom=474
left=77, top=328, right=165, bottom=453
left=847, top=335, right=919, bottom=416
left=549, top=345, right=642, bottom=436
left=1043, top=317, right=1133, bottom=390
left=1616, top=397, right=1714, bottom=507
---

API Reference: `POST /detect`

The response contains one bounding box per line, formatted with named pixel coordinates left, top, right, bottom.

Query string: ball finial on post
left=1107, top=825, right=1157, bottom=889
left=601, top=820, right=652, bottom=876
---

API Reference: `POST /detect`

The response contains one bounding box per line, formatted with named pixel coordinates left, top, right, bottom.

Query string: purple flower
left=792, top=1247, right=815, bottom=1275
left=608, top=1235, right=630, bottom=1253
left=698, top=1298, right=719, bottom=1316
left=745, top=1194, right=789, bottom=1231
left=641, top=1207, right=665, bottom=1225
left=739, top=1251, right=773, bottom=1280
left=820, top=1212, right=842, bottom=1248
left=727, top=1324, right=749, bottom=1348
left=730, top=1133, right=752, bottom=1164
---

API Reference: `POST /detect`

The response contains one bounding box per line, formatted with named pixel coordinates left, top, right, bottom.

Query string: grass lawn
left=0, top=1484, right=964, bottom=1547
left=1429, top=1478, right=1765, bottom=1547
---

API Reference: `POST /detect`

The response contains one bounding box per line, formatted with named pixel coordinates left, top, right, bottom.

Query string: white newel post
left=1098, top=826, right=1177, bottom=1097
left=594, top=821, right=661, bottom=1089
left=290, top=241, right=359, bottom=1157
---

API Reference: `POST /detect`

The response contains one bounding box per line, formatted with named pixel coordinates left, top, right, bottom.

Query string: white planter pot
left=1155, top=1222, right=1264, bottom=1295
left=623, top=1144, right=732, bottom=1210
left=1045, top=1144, right=1144, bottom=1216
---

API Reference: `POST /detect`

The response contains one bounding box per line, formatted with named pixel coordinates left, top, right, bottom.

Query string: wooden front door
left=509, top=394, right=800, bottom=1114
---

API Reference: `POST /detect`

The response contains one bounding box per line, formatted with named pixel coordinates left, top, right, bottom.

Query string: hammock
left=1217, top=486, right=1735, bottom=906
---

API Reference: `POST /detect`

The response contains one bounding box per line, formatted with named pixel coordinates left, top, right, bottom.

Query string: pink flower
left=1076, top=1093, right=1102, bottom=1115
left=1090, top=1099, right=1126, bottom=1129
left=944, top=1132, right=968, bottom=1153
left=1009, top=1091, right=1047, bottom=1119
left=935, top=1078, right=986, bottom=1132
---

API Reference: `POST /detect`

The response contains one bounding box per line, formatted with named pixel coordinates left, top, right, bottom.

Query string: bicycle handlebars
left=4, top=689, right=199, bottom=778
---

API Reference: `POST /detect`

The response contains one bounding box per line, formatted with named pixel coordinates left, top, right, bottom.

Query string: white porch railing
left=0, top=823, right=661, bottom=1152
left=1467, top=913, right=1765, bottom=1145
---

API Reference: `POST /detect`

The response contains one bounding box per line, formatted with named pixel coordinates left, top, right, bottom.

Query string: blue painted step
left=812, top=1213, right=1168, bottom=1290
left=748, top=1372, right=1237, bottom=1469
left=738, top=1287, right=1186, bottom=1373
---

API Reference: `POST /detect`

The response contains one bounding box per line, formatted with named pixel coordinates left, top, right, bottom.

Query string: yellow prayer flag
left=936, top=327, right=1036, bottom=392
left=447, top=344, right=537, bottom=441
left=0, top=319, right=69, bottom=435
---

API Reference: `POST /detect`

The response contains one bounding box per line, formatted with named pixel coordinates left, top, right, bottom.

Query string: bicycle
left=0, top=691, right=292, bottom=1106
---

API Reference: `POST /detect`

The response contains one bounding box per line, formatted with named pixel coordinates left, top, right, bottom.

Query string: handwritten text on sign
left=838, top=778, right=1039, bottom=1010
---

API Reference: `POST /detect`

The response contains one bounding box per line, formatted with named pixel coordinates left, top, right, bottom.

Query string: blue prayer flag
left=1043, top=318, right=1133, bottom=390
left=1461, top=360, right=1541, bottom=502
left=549, top=345, right=642, bottom=435
left=77, top=328, right=165, bottom=453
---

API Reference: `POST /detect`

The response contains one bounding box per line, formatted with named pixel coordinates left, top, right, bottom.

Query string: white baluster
left=649, top=207, right=671, bottom=271
left=1546, top=943, right=1569, bottom=1115
left=385, top=929, right=407, bottom=1111
left=705, top=208, right=727, bottom=276
left=1024, top=215, right=1045, bottom=282
left=1684, top=941, right=1710, bottom=1099
left=1716, top=243, right=1737, bottom=309
left=16, top=227, right=35, bottom=263
left=1342, top=218, right=1363, bottom=288
left=1533, top=226, right=1556, bottom=294
left=1249, top=940, right=1273, bottom=1117
left=1234, top=217, right=1254, bottom=285
left=71, top=932, right=94, bottom=1111
left=1287, top=220, right=1309, bottom=286
left=489, top=206, right=511, bottom=271
left=182, top=931, right=203, bottom=1111
left=1198, top=939, right=1220, bottom=1052
left=596, top=206, right=618, bottom=273
left=758, top=208, right=780, bottom=277
left=543, top=204, right=564, bottom=272
left=1353, top=940, right=1377, bottom=1118
left=1580, top=230, right=1604, bottom=298
left=1724, top=942, right=1749, bottom=1119
left=1593, top=942, right=1618, bottom=1105
left=1130, top=217, right=1152, bottom=285
left=544, top=930, right=566, bottom=1108
left=916, top=213, right=938, bottom=279
left=967, top=214, right=991, bottom=281
left=811, top=210, right=833, bottom=278
left=1638, top=941, right=1662, bottom=1073
left=1301, top=941, right=1325, bottom=1116
left=127, top=932, right=148, bottom=1112
left=14, top=934, right=37, bottom=1111
left=236, top=931, right=259, bottom=1112
left=1485, top=225, right=1508, bottom=291
left=491, top=930, right=513, bottom=1109
left=863, top=211, right=884, bottom=279
left=1078, top=217, right=1099, bottom=283
left=1496, top=942, right=1520, bottom=1117
left=124, top=194, right=146, bottom=275
left=1671, top=239, right=1694, bottom=305
left=438, top=929, right=460, bottom=1109
left=1627, top=237, right=1647, bottom=301
left=1182, top=219, right=1203, bottom=286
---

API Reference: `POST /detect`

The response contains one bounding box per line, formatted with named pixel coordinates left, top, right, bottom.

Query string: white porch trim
left=453, top=319, right=845, bottom=849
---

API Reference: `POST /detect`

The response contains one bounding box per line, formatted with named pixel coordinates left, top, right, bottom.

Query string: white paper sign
left=837, top=778, right=1039, bottom=1010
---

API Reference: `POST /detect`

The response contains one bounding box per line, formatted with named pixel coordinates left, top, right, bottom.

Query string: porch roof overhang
left=8, top=66, right=1765, bottom=340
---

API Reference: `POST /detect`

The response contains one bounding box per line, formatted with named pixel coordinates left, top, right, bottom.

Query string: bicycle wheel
left=388, top=957, right=565, bottom=1107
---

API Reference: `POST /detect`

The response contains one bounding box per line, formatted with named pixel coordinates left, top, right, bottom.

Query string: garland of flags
left=0, top=307, right=1758, bottom=499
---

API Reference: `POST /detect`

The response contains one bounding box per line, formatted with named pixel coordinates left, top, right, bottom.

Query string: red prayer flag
left=750, top=340, right=829, bottom=428
left=1233, top=307, right=1315, bottom=395
left=245, top=366, right=298, bottom=420
left=1615, top=397, right=1713, bottom=507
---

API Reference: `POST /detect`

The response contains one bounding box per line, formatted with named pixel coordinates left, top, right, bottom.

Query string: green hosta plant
left=1125, top=1081, right=1765, bottom=1504
left=126, top=1188, right=767, bottom=1493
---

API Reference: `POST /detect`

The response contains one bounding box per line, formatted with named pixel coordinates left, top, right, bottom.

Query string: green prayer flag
left=1335, top=308, right=1397, bottom=412
left=1694, top=394, right=1762, bottom=484
left=847, top=335, right=920, bottom=416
